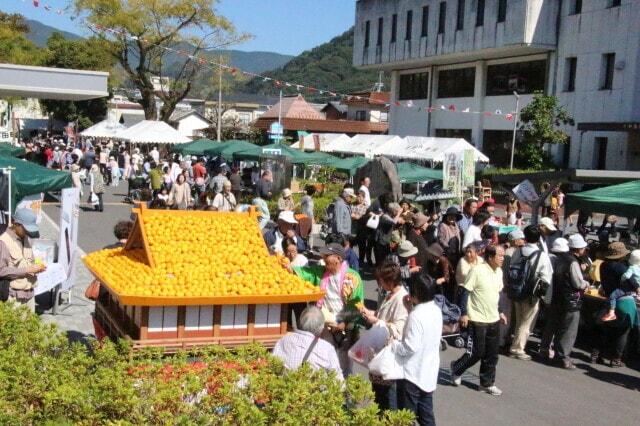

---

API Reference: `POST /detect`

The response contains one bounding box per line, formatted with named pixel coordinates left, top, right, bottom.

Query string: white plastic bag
left=368, top=344, right=404, bottom=380
left=347, top=324, right=389, bottom=366
left=90, top=192, right=99, bottom=206
left=366, top=214, right=380, bottom=230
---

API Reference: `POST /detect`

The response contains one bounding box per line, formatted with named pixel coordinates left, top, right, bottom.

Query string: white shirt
left=150, top=148, right=159, bottom=163
left=359, top=185, right=371, bottom=207
left=272, top=330, right=342, bottom=378
left=391, top=301, right=442, bottom=392
left=510, top=243, right=554, bottom=304
left=324, top=273, right=346, bottom=318
left=462, top=224, right=482, bottom=249
left=290, top=254, right=309, bottom=268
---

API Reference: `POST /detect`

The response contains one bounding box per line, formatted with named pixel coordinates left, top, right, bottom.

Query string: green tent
left=329, top=156, right=370, bottom=176
left=203, top=140, right=261, bottom=159
left=171, top=138, right=219, bottom=156
left=0, top=144, right=26, bottom=157
left=396, top=162, right=443, bottom=183
left=564, top=180, right=640, bottom=217
left=233, top=143, right=336, bottom=166
left=0, top=155, right=73, bottom=212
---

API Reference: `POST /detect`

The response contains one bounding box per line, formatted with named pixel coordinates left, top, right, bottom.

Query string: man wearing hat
left=538, top=217, right=561, bottom=254
left=263, top=211, right=306, bottom=255
left=293, top=243, right=364, bottom=374
left=438, top=207, right=463, bottom=264
left=277, top=188, right=295, bottom=214
left=0, top=209, right=47, bottom=311
left=332, top=188, right=355, bottom=237
left=538, top=234, right=589, bottom=369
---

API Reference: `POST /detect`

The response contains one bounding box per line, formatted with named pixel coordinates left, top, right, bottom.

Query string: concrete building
left=342, top=91, right=391, bottom=123
left=353, top=0, right=640, bottom=169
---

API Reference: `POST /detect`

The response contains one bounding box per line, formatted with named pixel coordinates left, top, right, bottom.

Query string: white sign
left=512, top=179, right=539, bottom=203
left=58, top=188, right=80, bottom=291
left=269, top=122, right=284, bottom=135
left=16, top=193, right=44, bottom=224
left=35, top=262, right=67, bottom=295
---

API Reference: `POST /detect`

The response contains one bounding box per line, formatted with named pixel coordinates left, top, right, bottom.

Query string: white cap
left=629, top=249, right=640, bottom=267
left=567, top=234, right=587, bottom=249
left=278, top=210, right=298, bottom=224
left=539, top=217, right=557, bottom=231
left=551, top=238, right=569, bottom=253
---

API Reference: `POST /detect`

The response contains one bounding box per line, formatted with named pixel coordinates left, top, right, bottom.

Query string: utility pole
left=509, top=91, right=521, bottom=170
left=216, top=55, right=223, bottom=142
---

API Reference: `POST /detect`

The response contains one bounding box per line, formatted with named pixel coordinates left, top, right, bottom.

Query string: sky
left=1, top=0, right=356, bottom=56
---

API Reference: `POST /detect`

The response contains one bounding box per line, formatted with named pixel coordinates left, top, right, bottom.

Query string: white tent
left=80, top=119, right=126, bottom=138
left=114, top=120, right=191, bottom=144
left=382, top=136, right=490, bottom=163
left=291, top=133, right=351, bottom=152
left=329, top=134, right=403, bottom=156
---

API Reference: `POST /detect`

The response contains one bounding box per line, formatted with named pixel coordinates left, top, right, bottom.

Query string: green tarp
left=171, top=139, right=219, bottom=156
left=0, top=144, right=26, bottom=157
left=0, top=154, right=73, bottom=212
left=233, top=143, right=337, bottom=166
left=564, top=180, right=640, bottom=218
left=396, top=162, right=443, bottom=183
left=203, top=140, right=260, bottom=159
left=329, top=156, right=370, bottom=176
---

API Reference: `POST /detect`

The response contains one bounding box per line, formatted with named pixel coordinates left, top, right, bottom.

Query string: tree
left=40, top=33, right=116, bottom=129
left=75, top=0, right=249, bottom=122
left=515, top=92, right=574, bottom=169
left=0, top=12, right=43, bottom=65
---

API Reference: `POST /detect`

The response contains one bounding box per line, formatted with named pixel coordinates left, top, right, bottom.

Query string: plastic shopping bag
left=368, top=344, right=404, bottom=381
left=366, top=214, right=380, bottom=230
left=347, top=324, right=389, bottom=367
left=90, top=192, right=99, bottom=206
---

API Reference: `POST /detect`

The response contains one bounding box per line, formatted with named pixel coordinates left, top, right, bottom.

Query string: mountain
left=25, top=19, right=82, bottom=47
left=241, top=28, right=388, bottom=102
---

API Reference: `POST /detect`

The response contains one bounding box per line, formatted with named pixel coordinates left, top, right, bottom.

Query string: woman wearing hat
left=277, top=188, right=296, bottom=214
left=438, top=206, right=463, bottom=265
left=426, top=243, right=455, bottom=302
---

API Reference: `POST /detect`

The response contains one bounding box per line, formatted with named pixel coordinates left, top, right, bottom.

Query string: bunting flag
left=33, top=1, right=39, bottom=7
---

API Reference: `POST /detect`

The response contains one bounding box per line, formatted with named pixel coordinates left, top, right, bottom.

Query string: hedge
left=0, top=303, right=413, bottom=425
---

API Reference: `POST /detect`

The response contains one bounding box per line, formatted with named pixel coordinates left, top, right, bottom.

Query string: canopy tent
left=233, top=143, right=337, bottom=166
left=328, top=134, right=403, bottom=156
left=203, top=140, right=260, bottom=159
left=80, top=119, right=126, bottom=139
left=329, top=156, right=371, bottom=176
left=0, top=144, right=26, bottom=157
left=386, top=136, right=490, bottom=163
left=171, top=138, right=219, bottom=156
left=564, top=180, right=640, bottom=218
left=291, top=133, right=352, bottom=152
left=396, top=162, right=443, bottom=183
left=0, top=155, right=73, bottom=212
left=114, top=120, right=191, bottom=144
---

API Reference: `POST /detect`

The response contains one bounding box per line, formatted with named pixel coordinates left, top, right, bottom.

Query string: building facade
left=353, top=0, right=640, bottom=169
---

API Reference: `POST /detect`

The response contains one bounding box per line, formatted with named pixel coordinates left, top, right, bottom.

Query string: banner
left=513, top=179, right=539, bottom=204
left=443, top=152, right=462, bottom=199
left=462, top=149, right=475, bottom=188
left=57, top=188, right=80, bottom=291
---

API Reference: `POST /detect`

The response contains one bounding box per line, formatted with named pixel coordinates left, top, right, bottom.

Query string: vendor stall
left=83, top=205, right=324, bottom=351
left=114, top=120, right=191, bottom=145
left=0, top=144, right=26, bottom=157
left=171, top=138, right=219, bottom=156
left=203, top=140, right=261, bottom=160
left=80, top=119, right=126, bottom=139
left=565, top=180, right=640, bottom=217
left=396, top=162, right=443, bottom=183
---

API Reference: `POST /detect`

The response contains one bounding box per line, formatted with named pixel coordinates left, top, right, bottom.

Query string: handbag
left=368, top=344, right=404, bottom=380
left=84, top=279, right=100, bottom=301
left=366, top=214, right=380, bottom=230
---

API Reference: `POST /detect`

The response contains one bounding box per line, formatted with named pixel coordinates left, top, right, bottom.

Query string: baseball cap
left=551, top=238, right=570, bottom=253
left=13, top=208, right=39, bottom=238
left=342, top=188, right=356, bottom=198
left=567, top=234, right=587, bottom=249
left=319, top=243, right=346, bottom=259
left=538, top=217, right=557, bottom=232
left=508, top=229, right=525, bottom=241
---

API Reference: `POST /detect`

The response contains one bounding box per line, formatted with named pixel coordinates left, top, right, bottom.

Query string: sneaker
left=449, top=361, right=461, bottom=386
left=561, top=359, right=576, bottom=370
left=610, top=358, right=624, bottom=368
left=589, top=350, right=600, bottom=364
left=509, top=352, right=532, bottom=361
left=600, top=312, right=617, bottom=322
left=479, top=385, right=503, bottom=396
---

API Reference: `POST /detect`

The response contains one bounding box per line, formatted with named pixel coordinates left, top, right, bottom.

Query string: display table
left=84, top=205, right=324, bottom=352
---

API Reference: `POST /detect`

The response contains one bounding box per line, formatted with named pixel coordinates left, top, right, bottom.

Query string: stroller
left=435, top=294, right=466, bottom=351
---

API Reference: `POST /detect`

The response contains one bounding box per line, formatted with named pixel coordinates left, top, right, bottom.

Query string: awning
left=564, top=180, right=640, bottom=217
left=203, top=140, right=261, bottom=159
left=329, top=156, right=371, bottom=176
left=233, top=143, right=337, bottom=166
left=114, top=120, right=191, bottom=144
left=0, top=155, right=73, bottom=212
left=0, top=144, right=26, bottom=157
left=171, top=138, right=219, bottom=156
left=388, top=137, right=489, bottom=163
left=80, top=119, right=126, bottom=139
left=396, top=162, right=443, bottom=183
left=328, top=134, right=402, bottom=155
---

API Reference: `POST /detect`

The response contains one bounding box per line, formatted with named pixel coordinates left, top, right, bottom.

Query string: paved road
left=39, top=183, right=640, bottom=425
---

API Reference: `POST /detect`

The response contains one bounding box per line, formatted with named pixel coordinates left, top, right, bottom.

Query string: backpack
left=506, top=249, right=545, bottom=301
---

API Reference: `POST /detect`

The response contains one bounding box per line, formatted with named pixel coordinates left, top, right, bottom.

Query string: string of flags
left=24, top=0, right=517, bottom=120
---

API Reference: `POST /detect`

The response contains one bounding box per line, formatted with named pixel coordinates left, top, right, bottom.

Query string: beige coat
left=376, top=286, right=409, bottom=340
left=168, top=182, right=191, bottom=210
left=0, top=231, right=37, bottom=290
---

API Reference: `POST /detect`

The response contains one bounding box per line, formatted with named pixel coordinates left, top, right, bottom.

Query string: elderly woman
left=277, top=188, right=296, bottom=213
left=374, top=202, right=405, bottom=265
left=294, top=243, right=364, bottom=374
left=426, top=243, right=455, bottom=302
left=89, top=164, right=105, bottom=212
left=359, top=260, right=409, bottom=411
left=455, top=241, right=486, bottom=286
left=272, top=306, right=343, bottom=378
left=211, top=180, right=237, bottom=212
left=282, top=237, right=309, bottom=267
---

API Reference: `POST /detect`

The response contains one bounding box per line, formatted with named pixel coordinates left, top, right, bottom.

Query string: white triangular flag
left=406, top=100, right=414, bottom=107
left=495, top=109, right=502, bottom=115
left=462, top=108, right=470, bottom=113
left=440, top=105, right=446, bottom=110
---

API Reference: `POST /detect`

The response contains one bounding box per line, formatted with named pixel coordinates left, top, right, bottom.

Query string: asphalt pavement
left=39, top=182, right=640, bottom=425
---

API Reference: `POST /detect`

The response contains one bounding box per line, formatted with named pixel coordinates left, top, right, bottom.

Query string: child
left=601, top=249, right=640, bottom=321
left=157, top=187, right=170, bottom=203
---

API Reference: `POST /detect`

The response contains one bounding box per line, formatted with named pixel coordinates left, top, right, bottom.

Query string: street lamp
left=509, top=91, right=520, bottom=170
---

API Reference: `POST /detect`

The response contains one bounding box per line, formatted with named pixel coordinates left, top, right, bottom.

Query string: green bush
left=0, top=303, right=413, bottom=425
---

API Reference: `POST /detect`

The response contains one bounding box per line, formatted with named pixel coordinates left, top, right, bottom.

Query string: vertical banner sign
left=462, top=149, right=475, bottom=189
left=58, top=188, right=80, bottom=291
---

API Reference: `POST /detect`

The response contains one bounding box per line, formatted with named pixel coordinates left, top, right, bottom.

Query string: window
left=497, top=0, right=507, bottom=23
left=406, top=10, right=413, bottom=40
left=377, top=17, right=384, bottom=46
left=438, top=2, right=447, bottom=34
left=436, top=128, right=472, bottom=142
left=364, top=20, right=370, bottom=48
left=391, top=14, right=397, bottom=42
left=438, top=67, right=476, bottom=98
left=483, top=130, right=517, bottom=167
left=486, top=60, right=547, bottom=96
left=399, top=72, right=429, bottom=100
left=565, top=57, right=577, bottom=92
left=609, top=0, right=621, bottom=7
left=457, top=0, right=465, bottom=30
left=476, top=0, right=485, bottom=26
left=601, top=53, right=615, bottom=90
left=594, top=137, right=608, bottom=170
left=421, top=6, right=429, bottom=37
left=571, top=0, right=582, bottom=14
left=355, top=110, right=367, bottom=121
